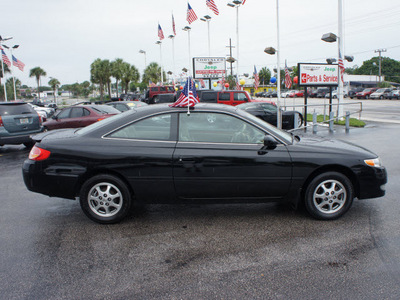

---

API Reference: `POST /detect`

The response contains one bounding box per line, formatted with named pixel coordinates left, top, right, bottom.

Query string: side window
left=70, top=108, right=84, bottom=118
left=160, top=87, right=167, bottom=92
left=83, top=108, right=91, bottom=116
left=234, top=92, right=248, bottom=101
left=179, top=112, right=265, bottom=144
left=109, top=114, right=172, bottom=140
left=150, top=87, right=158, bottom=92
left=201, top=92, right=218, bottom=103
left=57, top=108, right=71, bottom=119
left=218, top=92, right=231, bottom=101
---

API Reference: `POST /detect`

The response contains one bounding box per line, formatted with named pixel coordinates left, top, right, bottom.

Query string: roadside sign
left=193, top=57, right=226, bottom=79
left=298, top=63, right=339, bottom=87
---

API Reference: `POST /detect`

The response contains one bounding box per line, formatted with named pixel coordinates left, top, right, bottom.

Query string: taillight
left=37, top=112, right=43, bottom=124
left=29, top=146, right=51, bottom=161
left=97, top=116, right=106, bottom=122
left=0, top=116, right=3, bottom=127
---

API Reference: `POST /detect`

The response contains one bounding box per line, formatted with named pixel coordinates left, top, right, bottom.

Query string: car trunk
left=2, top=113, right=41, bottom=133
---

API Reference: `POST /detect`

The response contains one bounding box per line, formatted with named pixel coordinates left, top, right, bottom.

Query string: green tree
left=5, top=77, right=21, bottom=100
left=121, top=63, right=140, bottom=94
left=353, top=56, right=400, bottom=84
left=111, top=58, right=125, bottom=97
left=258, top=67, right=271, bottom=86
left=91, top=59, right=112, bottom=100
left=48, top=78, right=60, bottom=102
left=29, top=67, right=47, bottom=100
left=142, top=62, right=165, bottom=85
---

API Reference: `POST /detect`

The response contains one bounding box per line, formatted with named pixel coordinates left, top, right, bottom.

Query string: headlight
left=364, top=158, right=382, bottom=167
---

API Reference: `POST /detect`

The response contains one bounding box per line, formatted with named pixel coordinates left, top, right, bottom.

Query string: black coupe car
left=23, top=103, right=387, bottom=224
left=237, top=102, right=303, bottom=130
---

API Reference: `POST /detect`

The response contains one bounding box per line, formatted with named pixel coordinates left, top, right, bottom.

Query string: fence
left=280, top=99, right=363, bottom=133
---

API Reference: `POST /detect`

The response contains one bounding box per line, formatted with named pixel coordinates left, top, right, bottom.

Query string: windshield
left=363, top=89, right=372, bottom=92
left=375, top=89, right=385, bottom=93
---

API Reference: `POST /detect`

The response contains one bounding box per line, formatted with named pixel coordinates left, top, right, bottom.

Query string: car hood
left=294, top=135, right=377, bottom=158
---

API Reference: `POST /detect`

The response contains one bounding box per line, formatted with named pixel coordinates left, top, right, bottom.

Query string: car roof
left=0, top=101, right=28, bottom=105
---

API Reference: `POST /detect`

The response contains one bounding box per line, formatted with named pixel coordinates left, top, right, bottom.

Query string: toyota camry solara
left=22, top=103, right=387, bottom=224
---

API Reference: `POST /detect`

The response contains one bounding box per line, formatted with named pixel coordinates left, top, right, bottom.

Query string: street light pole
left=139, top=49, right=147, bottom=70
left=0, top=36, right=13, bottom=102
left=155, top=41, right=163, bottom=84
left=183, top=26, right=192, bottom=77
left=200, top=15, right=212, bottom=57
left=227, top=1, right=242, bottom=77
left=168, top=35, right=176, bottom=81
left=276, top=0, right=281, bottom=129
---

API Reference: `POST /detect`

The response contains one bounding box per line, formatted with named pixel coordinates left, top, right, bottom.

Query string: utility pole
left=226, top=38, right=235, bottom=76
left=375, top=49, right=387, bottom=83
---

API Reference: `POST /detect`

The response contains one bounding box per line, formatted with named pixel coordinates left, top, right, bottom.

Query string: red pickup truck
left=200, top=90, right=260, bottom=106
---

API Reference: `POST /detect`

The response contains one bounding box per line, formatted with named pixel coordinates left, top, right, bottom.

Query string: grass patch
left=306, top=114, right=365, bottom=127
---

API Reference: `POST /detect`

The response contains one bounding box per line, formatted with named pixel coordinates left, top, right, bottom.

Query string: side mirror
left=263, top=135, right=278, bottom=149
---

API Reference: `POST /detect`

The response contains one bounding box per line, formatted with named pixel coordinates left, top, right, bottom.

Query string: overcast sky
left=2, top=0, right=400, bottom=87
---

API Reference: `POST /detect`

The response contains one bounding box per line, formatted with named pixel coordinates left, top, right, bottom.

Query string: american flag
left=253, top=66, right=259, bottom=90
left=149, top=80, right=156, bottom=87
left=284, top=60, right=292, bottom=89
left=187, top=3, right=198, bottom=24
left=206, top=0, right=219, bottom=15
left=170, top=77, right=199, bottom=107
left=1, top=47, right=11, bottom=68
left=158, top=24, right=164, bottom=40
left=338, top=50, right=345, bottom=83
left=172, top=14, right=176, bottom=36
left=12, top=55, right=25, bottom=71
left=236, top=75, right=241, bottom=90
left=220, top=75, right=225, bottom=90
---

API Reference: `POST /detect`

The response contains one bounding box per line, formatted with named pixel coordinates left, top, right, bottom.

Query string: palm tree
left=5, top=77, right=21, bottom=100
left=259, top=67, right=271, bottom=86
left=90, top=59, right=112, bottom=100
left=142, top=62, right=165, bottom=85
left=0, top=64, right=10, bottom=85
left=111, top=58, right=125, bottom=97
left=48, top=78, right=60, bottom=102
left=121, top=62, right=140, bottom=94
left=29, top=67, right=47, bottom=100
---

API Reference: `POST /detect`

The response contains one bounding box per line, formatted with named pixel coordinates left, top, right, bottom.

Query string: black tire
left=365, top=95, right=369, bottom=99
left=79, top=174, right=132, bottom=224
left=379, top=95, right=384, bottom=100
left=152, top=96, right=159, bottom=104
left=304, top=172, right=354, bottom=220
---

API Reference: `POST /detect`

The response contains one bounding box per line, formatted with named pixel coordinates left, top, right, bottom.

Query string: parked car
left=387, top=89, right=400, bottom=100
left=356, top=88, right=378, bottom=99
left=28, top=104, right=55, bottom=120
left=0, top=101, right=44, bottom=147
left=348, top=87, right=364, bottom=99
left=200, top=90, right=254, bottom=106
left=23, top=103, right=387, bottom=224
left=106, top=101, right=148, bottom=112
left=307, top=88, right=318, bottom=98
left=324, top=90, right=348, bottom=99
left=288, top=90, right=304, bottom=98
left=43, top=105, right=120, bottom=130
left=370, top=88, right=392, bottom=100
left=281, top=90, right=294, bottom=98
left=316, top=87, right=330, bottom=98
left=264, top=91, right=278, bottom=98
left=145, top=86, right=175, bottom=103
left=237, top=102, right=303, bottom=130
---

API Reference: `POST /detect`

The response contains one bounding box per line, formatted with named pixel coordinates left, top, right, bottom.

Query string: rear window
left=0, top=103, right=35, bottom=116
left=91, top=105, right=120, bottom=114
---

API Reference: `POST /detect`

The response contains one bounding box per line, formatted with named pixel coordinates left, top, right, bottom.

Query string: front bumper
left=357, top=166, right=387, bottom=199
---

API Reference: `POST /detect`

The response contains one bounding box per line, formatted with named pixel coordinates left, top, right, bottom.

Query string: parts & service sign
left=298, top=63, right=339, bottom=86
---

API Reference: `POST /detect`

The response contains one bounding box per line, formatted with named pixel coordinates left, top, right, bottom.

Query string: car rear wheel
left=379, top=95, right=384, bottom=100
left=304, top=172, right=354, bottom=220
left=365, top=95, right=369, bottom=99
left=79, top=174, right=132, bottom=224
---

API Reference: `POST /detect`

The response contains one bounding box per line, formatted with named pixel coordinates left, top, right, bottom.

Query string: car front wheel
left=304, top=172, right=354, bottom=220
left=79, top=174, right=132, bottom=224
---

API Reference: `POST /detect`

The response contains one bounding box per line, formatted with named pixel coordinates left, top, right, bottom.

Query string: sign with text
left=193, top=57, right=226, bottom=79
left=298, top=63, right=338, bottom=87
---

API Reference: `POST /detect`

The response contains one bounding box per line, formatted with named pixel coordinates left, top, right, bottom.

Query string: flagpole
left=10, top=48, right=17, bottom=101
left=0, top=57, right=7, bottom=102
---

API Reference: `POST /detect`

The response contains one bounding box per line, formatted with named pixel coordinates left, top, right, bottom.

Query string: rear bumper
left=0, top=127, right=44, bottom=145
left=22, top=159, right=84, bottom=200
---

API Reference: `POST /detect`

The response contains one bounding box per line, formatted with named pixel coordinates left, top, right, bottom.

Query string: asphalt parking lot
left=1, top=118, right=399, bottom=299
